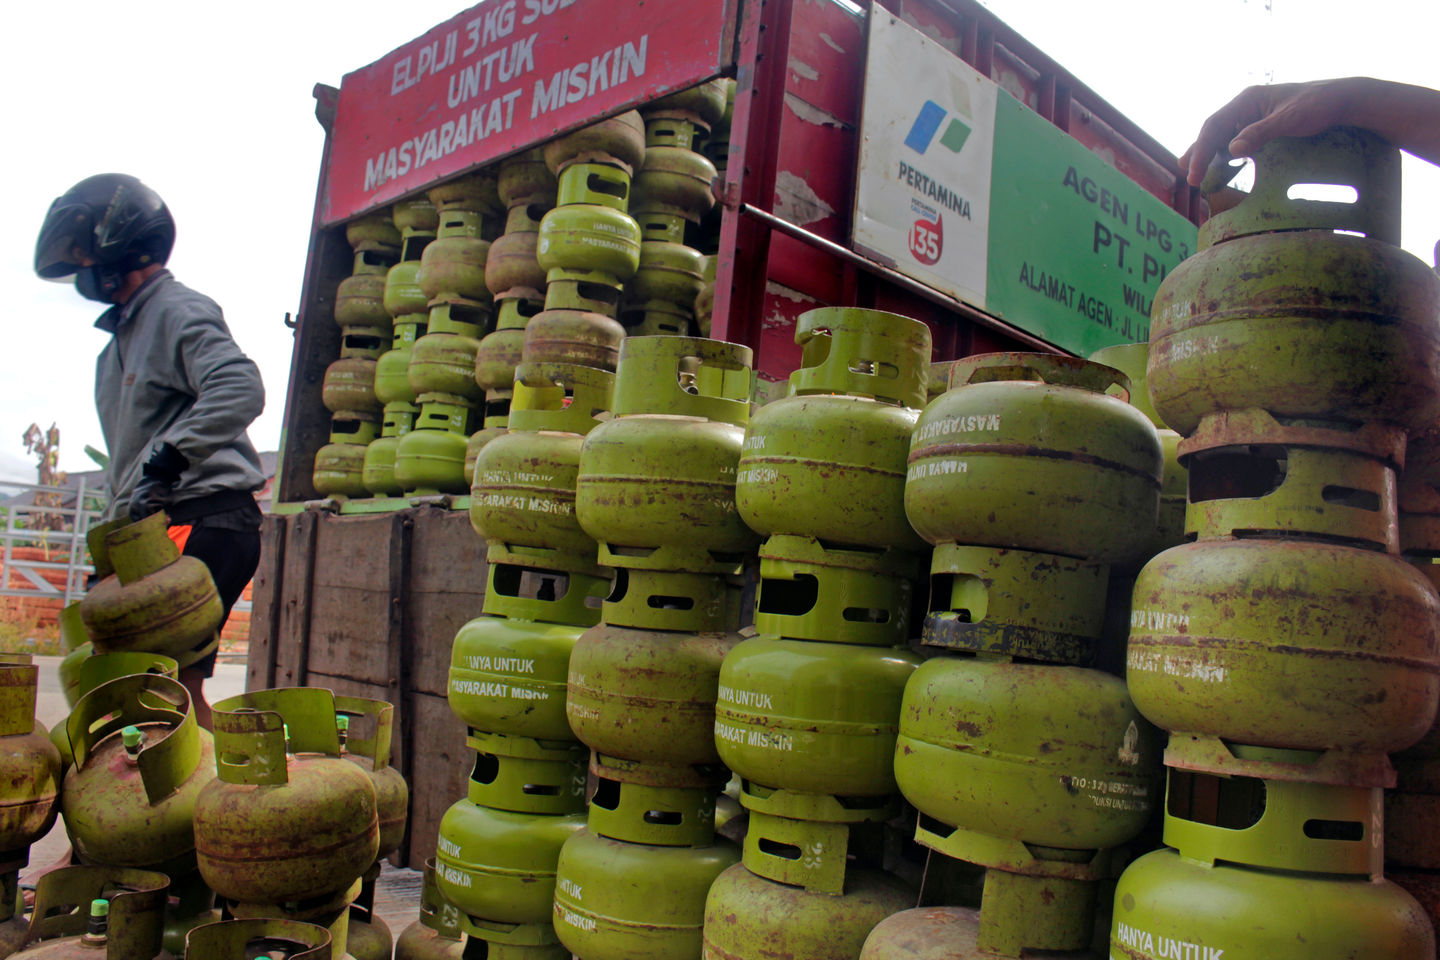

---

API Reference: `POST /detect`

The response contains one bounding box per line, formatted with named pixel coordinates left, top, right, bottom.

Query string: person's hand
left=1180, top=80, right=1358, bottom=188
left=127, top=442, right=188, bottom=523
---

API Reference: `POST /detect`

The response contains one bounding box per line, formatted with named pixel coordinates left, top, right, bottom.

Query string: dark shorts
left=173, top=497, right=263, bottom=678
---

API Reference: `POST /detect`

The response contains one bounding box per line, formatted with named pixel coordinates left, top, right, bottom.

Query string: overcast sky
left=2, top=0, right=1435, bottom=486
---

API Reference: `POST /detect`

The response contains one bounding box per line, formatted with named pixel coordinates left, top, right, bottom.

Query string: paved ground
left=28, top=654, right=424, bottom=940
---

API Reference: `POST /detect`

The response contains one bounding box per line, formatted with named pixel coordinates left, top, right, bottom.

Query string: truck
left=246, top=0, right=1202, bottom=867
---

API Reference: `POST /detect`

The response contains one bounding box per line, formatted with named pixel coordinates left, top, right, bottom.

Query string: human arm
left=1181, top=77, right=1440, bottom=187
left=160, top=309, right=266, bottom=466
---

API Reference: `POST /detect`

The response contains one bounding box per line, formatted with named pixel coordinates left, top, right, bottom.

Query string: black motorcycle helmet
left=34, top=174, right=175, bottom=300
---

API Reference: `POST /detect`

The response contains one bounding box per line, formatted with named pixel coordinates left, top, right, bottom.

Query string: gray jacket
left=95, top=270, right=266, bottom=520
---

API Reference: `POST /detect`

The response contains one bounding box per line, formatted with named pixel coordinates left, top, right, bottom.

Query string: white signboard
left=853, top=13, right=998, bottom=306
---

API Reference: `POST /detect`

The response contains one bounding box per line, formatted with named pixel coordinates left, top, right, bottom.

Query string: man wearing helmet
left=34, top=173, right=266, bottom=730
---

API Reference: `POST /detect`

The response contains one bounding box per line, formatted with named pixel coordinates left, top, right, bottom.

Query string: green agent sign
left=854, top=14, right=1197, bottom=355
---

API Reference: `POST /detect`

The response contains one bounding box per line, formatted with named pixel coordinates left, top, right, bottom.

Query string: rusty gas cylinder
left=408, top=302, right=487, bottom=403
left=631, top=133, right=717, bottom=226
left=194, top=689, right=380, bottom=905
left=385, top=259, right=430, bottom=321
left=487, top=205, right=548, bottom=296
left=703, top=860, right=915, bottom=960
left=907, top=353, right=1163, bottom=566
left=428, top=170, right=502, bottom=217
left=620, top=240, right=705, bottom=337
left=63, top=674, right=216, bottom=877
left=394, top=860, right=466, bottom=960
left=646, top=79, right=728, bottom=129
left=476, top=297, right=543, bottom=391
left=1127, top=537, right=1440, bottom=783
left=542, top=112, right=646, bottom=176
left=464, top=391, right=512, bottom=482
left=470, top=363, right=613, bottom=572
left=567, top=569, right=742, bottom=768
left=417, top=210, right=492, bottom=303
left=737, top=307, right=930, bottom=551
left=336, top=258, right=395, bottom=333
left=499, top=148, right=558, bottom=210
left=322, top=357, right=381, bottom=415
left=0, top=659, right=60, bottom=855
left=334, top=698, right=409, bottom=860
left=1147, top=129, right=1440, bottom=437
left=80, top=514, right=222, bottom=667
left=694, top=255, right=716, bottom=338
left=521, top=307, right=626, bottom=371
left=896, top=657, right=1160, bottom=856
left=13, top=866, right=171, bottom=960
left=576, top=337, right=758, bottom=574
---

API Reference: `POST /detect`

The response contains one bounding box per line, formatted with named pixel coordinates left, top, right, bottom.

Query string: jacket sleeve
left=158, top=304, right=266, bottom=466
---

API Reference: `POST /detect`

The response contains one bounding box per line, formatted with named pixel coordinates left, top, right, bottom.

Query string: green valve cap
left=121, top=725, right=143, bottom=750
left=90, top=898, right=109, bottom=918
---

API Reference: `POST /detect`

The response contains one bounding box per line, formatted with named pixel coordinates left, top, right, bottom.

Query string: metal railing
left=0, top=477, right=103, bottom=606
left=0, top=481, right=252, bottom=619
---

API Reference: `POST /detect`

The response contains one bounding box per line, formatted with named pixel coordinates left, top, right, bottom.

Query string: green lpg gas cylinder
left=334, top=697, right=408, bottom=860
left=567, top=570, right=742, bottom=767
left=408, top=325, right=485, bottom=403
left=160, top=871, right=219, bottom=958
left=314, top=414, right=381, bottom=499
left=1388, top=709, right=1440, bottom=868
left=522, top=308, right=626, bottom=371
left=477, top=297, right=542, bottom=390
left=0, top=659, right=60, bottom=853
left=553, top=829, right=739, bottom=960
left=394, top=400, right=474, bottom=495
left=63, top=674, right=215, bottom=876
left=465, top=391, right=512, bottom=481
left=194, top=689, right=380, bottom=905
left=322, top=357, right=381, bottom=415
left=907, top=353, right=1162, bottom=565
left=487, top=205, right=548, bottom=296
left=376, top=320, right=426, bottom=404
left=417, top=210, right=492, bottom=302
left=448, top=570, right=605, bottom=741
left=393, top=195, right=439, bottom=239
left=394, top=860, right=467, bottom=960
left=694, top=256, right=716, bottom=337
left=461, top=730, right=587, bottom=816
left=620, top=240, right=705, bottom=335
left=361, top=402, right=418, bottom=497
left=346, top=209, right=401, bottom=253
left=701, top=80, right=736, bottom=171
left=577, top=337, right=757, bottom=574
left=585, top=756, right=727, bottom=847
left=537, top=200, right=642, bottom=285
left=470, top=363, right=613, bottom=571
left=385, top=260, right=429, bottom=320
left=703, top=860, right=914, bottom=960
left=896, top=657, right=1160, bottom=857
left=80, top=514, right=222, bottom=666
left=715, top=635, right=920, bottom=797
left=860, top=906, right=1099, bottom=959
left=15, top=866, right=170, bottom=960
left=1127, top=538, right=1440, bottom=778
left=1147, top=129, right=1440, bottom=437
left=337, top=326, right=390, bottom=362
left=542, top=111, right=646, bottom=175
left=1111, top=774, right=1433, bottom=959
left=434, top=799, right=586, bottom=926
left=1088, top=341, right=1186, bottom=558
left=344, top=907, right=391, bottom=960
left=499, top=148, right=557, bottom=210
left=184, top=918, right=333, bottom=959
left=429, top=170, right=502, bottom=217
left=737, top=307, right=930, bottom=550
left=223, top=879, right=358, bottom=960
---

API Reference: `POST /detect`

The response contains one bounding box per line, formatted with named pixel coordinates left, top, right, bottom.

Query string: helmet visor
left=34, top=200, right=95, bottom=279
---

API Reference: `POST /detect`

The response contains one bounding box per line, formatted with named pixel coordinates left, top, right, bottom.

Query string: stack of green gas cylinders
left=314, top=208, right=399, bottom=498
left=863, top=342, right=1165, bottom=959
left=701, top=308, right=929, bottom=960
left=526, top=112, right=644, bottom=371
left=693, top=80, right=735, bottom=336
left=1116, top=129, right=1440, bottom=957
left=554, top=335, right=756, bottom=959
left=467, top=149, right=556, bottom=480
left=364, top=196, right=439, bottom=498
left=620, top=80, right=724, bottom=338
left=394, top=170, right=502, bottom=495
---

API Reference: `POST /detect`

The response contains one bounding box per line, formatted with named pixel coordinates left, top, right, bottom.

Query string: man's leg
left=179, top=525, right=261, bottom=730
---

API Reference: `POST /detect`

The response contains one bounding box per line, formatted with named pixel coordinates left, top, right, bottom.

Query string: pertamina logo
left=900, top=99, right=972, bottom=266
